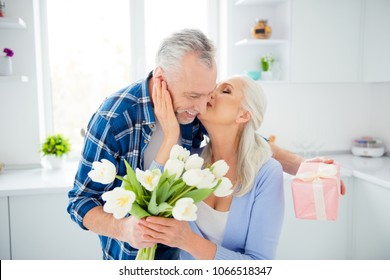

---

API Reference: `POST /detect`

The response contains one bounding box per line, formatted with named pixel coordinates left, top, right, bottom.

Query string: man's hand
left=83, top=207, right=156, bottom=249
left=305, top=157, right=346, bottom=195
left=118, top=216, right=158, bottom=249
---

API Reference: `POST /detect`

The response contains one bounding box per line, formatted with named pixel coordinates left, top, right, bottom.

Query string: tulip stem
left=168, top=186, right=196, bottom=205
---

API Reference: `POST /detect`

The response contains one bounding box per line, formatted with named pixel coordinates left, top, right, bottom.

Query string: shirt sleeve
left=148, top=160, right=164, bottom=172
left=214, top=159, right=285, bottom=260
left=67, top=113, right=121, bottom=230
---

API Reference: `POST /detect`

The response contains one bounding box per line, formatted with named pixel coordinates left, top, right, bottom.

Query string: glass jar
left=0, top=1, right=5, bottom=17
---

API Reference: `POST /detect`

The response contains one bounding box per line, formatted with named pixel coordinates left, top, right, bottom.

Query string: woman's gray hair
left=155, top=29, right=216, bottom=81
left=202, top=75, right=272, bottom=197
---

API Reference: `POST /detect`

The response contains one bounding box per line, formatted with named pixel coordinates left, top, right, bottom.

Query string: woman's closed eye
left=222, top=89, right=231, bottom=94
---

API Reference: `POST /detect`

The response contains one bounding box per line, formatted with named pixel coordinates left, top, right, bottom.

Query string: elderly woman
left=139, top=75, right=285, bottom=260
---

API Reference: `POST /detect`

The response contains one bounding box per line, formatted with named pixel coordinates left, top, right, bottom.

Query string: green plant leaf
left=124, top=160, right=144, bottom=197
left=157, top=202, right=172, bottom=214
left=40, top=134, right=71, bottom=156
left=148, top=189, right=159, bottom=215
left=167, top=179, right=186, bottom=198
left=156, top=176, right=172, bottom=204
left=181, top=188, right=214, bottom=204
left=130, top=203, right=151, bottom=220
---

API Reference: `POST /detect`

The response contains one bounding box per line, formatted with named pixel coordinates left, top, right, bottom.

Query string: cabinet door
left=9, top=193, right=102, bottom=259
left=291, top=0, right=362, bottom=82
left=0, top=196, right=11, bottom=260
left=362, top=0, right=390, bottom=82
left=352, top=179, right=390, bottom=259
left=276, top=175, right=351, bottom=259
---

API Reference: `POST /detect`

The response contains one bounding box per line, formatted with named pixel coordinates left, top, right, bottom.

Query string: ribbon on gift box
left=295, top=163, right=339, bottom=220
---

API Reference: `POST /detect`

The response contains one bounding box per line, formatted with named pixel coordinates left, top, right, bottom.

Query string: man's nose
left=207, top=91, right=215, bottom=106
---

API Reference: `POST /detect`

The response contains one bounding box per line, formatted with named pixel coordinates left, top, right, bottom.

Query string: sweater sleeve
left=214, top=159, right=285, bottom=260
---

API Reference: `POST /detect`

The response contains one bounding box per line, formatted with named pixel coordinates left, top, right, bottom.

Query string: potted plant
left=0, top=48, right=14, bottom=76
left=260, top=53, right=274, bottom=80
left=41, top=134, right=71, bottom=169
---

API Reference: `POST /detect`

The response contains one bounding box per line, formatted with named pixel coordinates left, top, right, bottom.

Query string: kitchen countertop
left=0, top=153, right=389, bottom=197
left=0, top=161, right=79, bottom=196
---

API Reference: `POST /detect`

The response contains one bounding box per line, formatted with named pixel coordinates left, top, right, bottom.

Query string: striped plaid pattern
left=67, top=72, right=205, bottom=259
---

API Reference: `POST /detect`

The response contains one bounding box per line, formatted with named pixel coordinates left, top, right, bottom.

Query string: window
left=144, top=0, right=211, bottom=74
left=43, top=0, right=217, bottom=156
left=45, top=0, right=131, bottom=152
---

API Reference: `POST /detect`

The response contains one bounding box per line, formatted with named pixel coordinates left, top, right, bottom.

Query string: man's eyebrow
left=184, top=85, right=217, bottom=96
left=184, top=91, right=209, bottom=96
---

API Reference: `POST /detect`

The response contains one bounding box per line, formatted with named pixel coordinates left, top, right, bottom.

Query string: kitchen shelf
left=235, top=38, right=288, bottom=46
left=0, top=17, right=27, bottom=29
left=0, top=75, right=29, bottom=82
left=229, top=0, right=291, bottom=81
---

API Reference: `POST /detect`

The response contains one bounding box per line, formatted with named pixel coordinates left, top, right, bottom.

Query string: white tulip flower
left=135, top=168, right=162, bottom=191
left=88, top=159, right=117, bottom=184
left=164, top=158, right=185, bottom=180
left=210, top=160, right=229, bottom=178
left=184, top=154, right=204, bottom=170
left=102, top=187, right=136, bottom=219
left=183, top=168, right=217, bottom=189
left=213, top=177, right=234, bottom=197
left=196, top=168, right=217, bottom=189
left=172, top=197, right=197, bottom=221
left=169, top=144, right=190, bottom=162
left=182, top=169, right=203, bottom=186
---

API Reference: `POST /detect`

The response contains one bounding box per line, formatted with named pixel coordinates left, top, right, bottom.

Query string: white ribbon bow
left=295, top=163, right=338, bottom=182
left=295, top=163, right=338, bottom=220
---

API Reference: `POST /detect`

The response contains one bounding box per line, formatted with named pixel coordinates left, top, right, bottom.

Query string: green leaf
left=124, top=160, right=144, bottom=197
left=167, top=179, right=186, bottom=198
left=157, top=202, right=172, bottom=214
left=130, top=203, right=151, bottom=220
left=181, top=188, right=214, bottom=204
left=147, top=189, right=159, bottom=215
left=156, top=178, right=171, bottom=204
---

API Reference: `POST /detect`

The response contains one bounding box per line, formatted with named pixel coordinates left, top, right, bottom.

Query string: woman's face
left=198, top=77, right=246, bottom=125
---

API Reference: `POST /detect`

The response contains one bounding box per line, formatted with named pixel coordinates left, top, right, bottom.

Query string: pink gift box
left=291, top=162, right=341, bottom=220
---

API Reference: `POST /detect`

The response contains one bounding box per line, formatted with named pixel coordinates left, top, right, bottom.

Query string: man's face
left=167, top=53, right=217, bottom=125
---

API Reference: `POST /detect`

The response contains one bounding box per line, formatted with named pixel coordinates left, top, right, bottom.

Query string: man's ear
left=153, top=66, right=164, bottom=80
left=236, top=110, right=251, bottom=124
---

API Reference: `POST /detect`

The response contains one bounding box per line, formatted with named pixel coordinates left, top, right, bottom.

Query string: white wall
left=259, top=82, right=376, bottom=155
left=368, top=83, right=390, bottom=151
left=0, top=0, right=42, bottom=167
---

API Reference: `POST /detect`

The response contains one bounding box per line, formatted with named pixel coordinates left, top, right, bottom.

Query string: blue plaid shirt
left=67, top=72, right=205, bottom=260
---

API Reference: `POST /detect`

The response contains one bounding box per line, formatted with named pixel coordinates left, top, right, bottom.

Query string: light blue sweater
left=180, top=158, right=285, bottom=260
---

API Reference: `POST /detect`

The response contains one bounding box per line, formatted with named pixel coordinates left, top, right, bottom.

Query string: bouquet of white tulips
left=88, top=144, right=233, bottom=260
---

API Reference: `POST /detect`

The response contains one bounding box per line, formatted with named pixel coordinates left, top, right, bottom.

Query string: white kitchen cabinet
left=351, top=178, right=390, bottom=259
left=362, top=0, right=390, bottom=82
left=290, top=0, right=362, bottom=82
left=224, top=0, right=291, bottom=81
left=0, top=196, right=11, bottom=259
left=9, top=192, right=102, bottom=260
left=276, top=175, right=352, bottom=259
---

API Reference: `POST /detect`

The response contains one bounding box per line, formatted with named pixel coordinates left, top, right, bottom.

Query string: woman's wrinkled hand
left=138, top=216, right=193, bottom=249
left=152, top=78, right=180, bottom=142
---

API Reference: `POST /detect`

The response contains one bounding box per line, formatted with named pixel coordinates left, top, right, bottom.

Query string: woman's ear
left=236, top=110, right=251, bottom=124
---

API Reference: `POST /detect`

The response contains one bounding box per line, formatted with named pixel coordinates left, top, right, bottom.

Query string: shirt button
left=144, top=139, right=148, bottom=144
left=150, top=124, right=155, bottom=129
left=142, top=120, right=146, bottom=125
